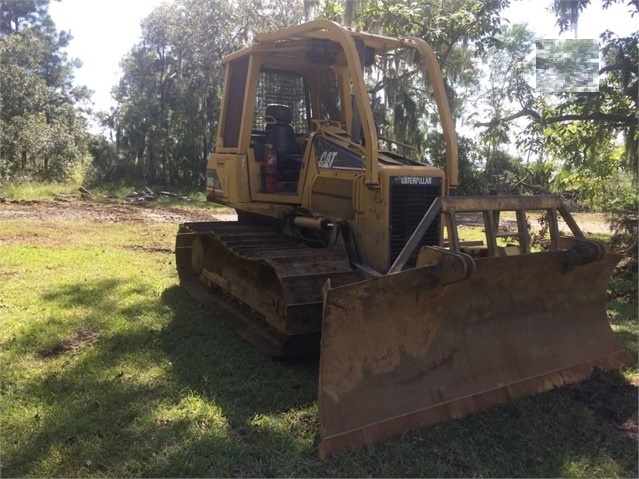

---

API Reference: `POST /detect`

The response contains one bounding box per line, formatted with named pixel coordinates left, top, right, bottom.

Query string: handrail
left=402, top=37, right=458, bottom=191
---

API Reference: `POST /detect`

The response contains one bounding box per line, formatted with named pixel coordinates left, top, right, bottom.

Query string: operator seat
left=264, top=104, right=303, bottom=182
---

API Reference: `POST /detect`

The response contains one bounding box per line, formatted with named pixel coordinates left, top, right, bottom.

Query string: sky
left=49, top=0, right=166, bottom=112
left=48, top=0, right=636, bottom=114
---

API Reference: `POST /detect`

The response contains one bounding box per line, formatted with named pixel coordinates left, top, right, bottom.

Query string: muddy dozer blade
left=318, top=250, right=632, bottom=457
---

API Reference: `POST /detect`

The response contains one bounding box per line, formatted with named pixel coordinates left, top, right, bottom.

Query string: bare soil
left=0, top=198, right=610, bottom=233
left=37, top=325, right=101, bottom=359
left=0, top=198, right=238, bottom=223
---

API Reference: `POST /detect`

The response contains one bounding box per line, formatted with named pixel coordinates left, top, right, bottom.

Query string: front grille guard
left=388, top=195, right=599, bottom=274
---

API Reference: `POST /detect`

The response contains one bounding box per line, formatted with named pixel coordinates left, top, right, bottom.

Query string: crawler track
left=175, top=221, right=361, bottom=357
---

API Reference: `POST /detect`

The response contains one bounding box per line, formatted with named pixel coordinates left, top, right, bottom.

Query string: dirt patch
left=38, top=325, right=101, bottom=359
left=0, top=199, right=611, bottom=233
left=456, top=211, right=612, bottom=235
left=122, top=245, right=174, bottom=254
left=0, top=199, right=237, bottom=224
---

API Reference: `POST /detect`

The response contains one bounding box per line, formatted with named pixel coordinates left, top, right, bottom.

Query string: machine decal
left=391, top=176, right=442, bottom=186
left=314, top=135, right=365, bottom=171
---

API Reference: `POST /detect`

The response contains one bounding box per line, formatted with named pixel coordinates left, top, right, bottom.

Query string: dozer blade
left=318, top=250, right=632, bottom=457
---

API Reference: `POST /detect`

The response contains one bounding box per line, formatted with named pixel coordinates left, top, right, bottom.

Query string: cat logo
left=318, top=151, right=338, bottom=168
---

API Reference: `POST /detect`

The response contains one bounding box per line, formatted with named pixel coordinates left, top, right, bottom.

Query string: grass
left=0, top=180, right=208, bottom=203
left=0, top=200, right=637, bottom=477
left=0, top=181, right=83, bottom=200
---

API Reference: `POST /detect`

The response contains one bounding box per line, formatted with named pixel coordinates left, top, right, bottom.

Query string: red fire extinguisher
left=263, top=143, right=278, bottom=193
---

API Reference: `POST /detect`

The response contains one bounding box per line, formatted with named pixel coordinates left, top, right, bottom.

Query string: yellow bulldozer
left=175, top=20, right=632, bottom=457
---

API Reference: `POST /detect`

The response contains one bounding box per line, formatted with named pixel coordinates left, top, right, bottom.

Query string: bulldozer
left=175, top=20, right=632, bottom=458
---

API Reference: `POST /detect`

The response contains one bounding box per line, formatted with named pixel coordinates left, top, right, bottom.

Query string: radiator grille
left=389, top=177, right=442, bottom=265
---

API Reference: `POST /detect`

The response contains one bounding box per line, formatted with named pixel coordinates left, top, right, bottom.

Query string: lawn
left=0, top=198, right=637, bottom=477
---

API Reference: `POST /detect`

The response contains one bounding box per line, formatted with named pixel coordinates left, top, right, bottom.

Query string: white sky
left=48, top=0, right=636, bottom=113
left=503, top=0, right=635, bottom=39
left=49, top=0, right=167, bottom=112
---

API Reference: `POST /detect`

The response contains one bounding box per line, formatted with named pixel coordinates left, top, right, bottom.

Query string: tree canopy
left=1, top=0, right=636, bottom=224
left=108, top=0, right=315, bottom=186
left=0, top=0, right=91, bottom=182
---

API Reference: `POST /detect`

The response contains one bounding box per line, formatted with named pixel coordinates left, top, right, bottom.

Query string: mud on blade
left=318, top=250, right=632, bottom=458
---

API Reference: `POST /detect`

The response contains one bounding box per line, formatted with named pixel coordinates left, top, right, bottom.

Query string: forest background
left=1, top=0, right=637, bottom=239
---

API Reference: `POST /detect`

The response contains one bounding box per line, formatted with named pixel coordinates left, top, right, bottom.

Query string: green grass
left=0, top=207, right=637, bottom=477
left=0, top=181, right=83, bottom=200
left=0, top=180, right=208, bottom=203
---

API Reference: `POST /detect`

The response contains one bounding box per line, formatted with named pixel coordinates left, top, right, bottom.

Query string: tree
left=310, top=0, right=513, bottom=178
left=1, top=0, right=51, bottom=34
left=355, top=0, right=511, bottom=119
left=474, top=1, right=637, bottom=207
left=473, top=23, right=535, bottom=186
left=425, top=133, right=487, bottom=195
left=111, top=0, right=312, bottom=187
left=0, top=0, right=90, bottom=182
left=553, top=0, right=639, bottom=36
left=535, top=3, right=638, bottom=208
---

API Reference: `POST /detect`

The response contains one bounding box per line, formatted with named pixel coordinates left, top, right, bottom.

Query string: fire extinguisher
left=263, top=143, right=278, bottom=193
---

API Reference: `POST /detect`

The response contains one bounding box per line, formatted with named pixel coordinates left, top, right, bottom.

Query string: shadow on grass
left=4, top=279, right=143, bottom=358
left=4, top=278, right=637, bottom=477
left=3, top=277, right=319, bottom=477
left=4, top=279, right=173, bottom=473
left=154, top=285, right=321, bottom=476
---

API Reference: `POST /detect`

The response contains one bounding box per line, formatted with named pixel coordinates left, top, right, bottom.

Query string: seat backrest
left=264, top=104, right=302, bottom=156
